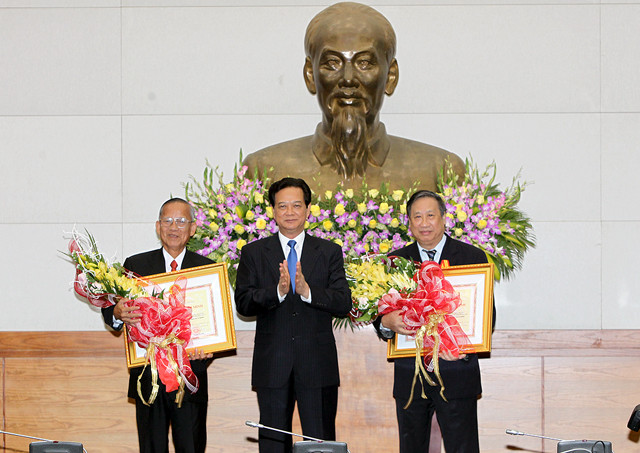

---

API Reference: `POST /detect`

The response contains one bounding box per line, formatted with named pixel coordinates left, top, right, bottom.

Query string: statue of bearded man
left=243, top=2, right=465, bottom=193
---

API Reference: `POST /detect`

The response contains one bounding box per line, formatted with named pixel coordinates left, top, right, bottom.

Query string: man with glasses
left=102, top=197, right=213, bottom=453
left=235, top=177, right=352, bottom=453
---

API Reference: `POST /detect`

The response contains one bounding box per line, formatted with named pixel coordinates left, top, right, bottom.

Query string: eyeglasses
left=159, top=217, right=192, bottom=229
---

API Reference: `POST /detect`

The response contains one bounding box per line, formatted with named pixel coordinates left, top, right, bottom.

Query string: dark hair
left=158, top=197, right=195, bottom=220
left=268, top=177, right=312, bottom=207
left=406, top=190, right=446, bottom=217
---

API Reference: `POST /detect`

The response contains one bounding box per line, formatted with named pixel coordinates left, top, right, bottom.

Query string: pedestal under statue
left=244, top=2, right=465, bottom=193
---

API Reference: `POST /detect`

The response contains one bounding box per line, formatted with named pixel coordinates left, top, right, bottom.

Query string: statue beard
left=329, top=103, right=370, bottom=179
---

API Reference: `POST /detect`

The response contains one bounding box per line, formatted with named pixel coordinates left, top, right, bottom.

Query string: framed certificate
left=125, top=262, right=236, bottom=368
left=387, top=261, right=494, bottom=359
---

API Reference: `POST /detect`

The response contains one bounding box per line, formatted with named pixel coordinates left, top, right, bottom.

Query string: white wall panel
left=0, top=224, right=123, bottom=331
left=0, top=116, right=122, bottom=223
left=382, top=4, right=600, bottom=113
left=602, top=221, right=640, bottom=329
left=601, top=113, right=640, bottom=222
left=493, top=221, right=602, bottom=329
left=0, top=8, right=121, bottom=115
left=602, top=4, right=640, bottom=112
left=122, top=7, right=316, bottom=115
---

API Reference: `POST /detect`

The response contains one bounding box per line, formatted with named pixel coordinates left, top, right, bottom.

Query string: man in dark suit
left=102, top=197, right=213, bottom=453
left=235, top=177, right=352, bottom=453
left=377, top=190, right=492, bottom=453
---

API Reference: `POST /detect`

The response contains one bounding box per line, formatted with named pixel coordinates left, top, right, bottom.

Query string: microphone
left=628, top=404, right=640, bottom=431
left=506, top=429, right=564, bottom=441
left=506, top=429, right=613, bottom=453
left=245, top=420, right=326, bottom=443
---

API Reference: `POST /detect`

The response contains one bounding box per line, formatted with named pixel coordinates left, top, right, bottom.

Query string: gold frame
left=124, top=262, right=236, bottom=368
left=387, top=261, right=494, bottom=359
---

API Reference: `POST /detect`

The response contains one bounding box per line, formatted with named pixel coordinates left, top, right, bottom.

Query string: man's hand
left=187, top=348, right=213, bottom=361
left=113, top=298, right=141, bottom=326
left=439, top=350, right=467, bottom=361
left=278, top=260, right=291, bottom=296
left=294, top=261, right=310, bottom=299
left=381, top=310, right=412, bottom=336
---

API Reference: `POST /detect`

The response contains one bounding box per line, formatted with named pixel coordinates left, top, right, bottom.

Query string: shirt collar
left=278, top=231, right=306, bottom=258
left=418, top=234, right=447, bottom=262
left=162, top=247, right=187, bottom=272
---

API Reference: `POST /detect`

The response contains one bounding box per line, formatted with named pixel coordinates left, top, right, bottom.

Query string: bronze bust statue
left=244, top=2, right=465, bottom=193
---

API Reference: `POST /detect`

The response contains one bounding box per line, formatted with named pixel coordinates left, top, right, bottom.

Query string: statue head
left=303, top=2, right=399, bottom=178
left=303, top=2, right=398, bottom=127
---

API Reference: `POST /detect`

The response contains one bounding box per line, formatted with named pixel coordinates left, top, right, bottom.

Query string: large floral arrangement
left=438, top=158, right=534, bottom=281
left=184, top=155, right=534, bottom=290
left=66, top=230, right=198, bottom=406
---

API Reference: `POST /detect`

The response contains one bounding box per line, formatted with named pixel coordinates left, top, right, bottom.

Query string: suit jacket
left=386, top=236, right=491, bottom=401
left=234, top=233, right=352, bottom=389
left=101, top=248, right=213, bottom=403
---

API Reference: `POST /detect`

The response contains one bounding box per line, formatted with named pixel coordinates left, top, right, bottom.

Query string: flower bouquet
left=67, top=230, right=198, bottom=406
left=377, top=259, right=470, bottom=405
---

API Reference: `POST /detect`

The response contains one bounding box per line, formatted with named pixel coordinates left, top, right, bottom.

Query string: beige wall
left=2, top=329, right=640, bottom=452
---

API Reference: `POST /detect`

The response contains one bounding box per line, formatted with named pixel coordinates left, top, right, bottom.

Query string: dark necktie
left=426, top=249, right=436, bottom=262
left=170, top=260, right=178, bottom=272
left=287, top=240, right=297, bottom=292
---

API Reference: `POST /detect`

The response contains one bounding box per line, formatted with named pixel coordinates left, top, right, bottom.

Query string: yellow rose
left=379, top=202, right=389, bottom=214
left=444, top=187, right=452, bottom=197
left=390, top=218, right=399, bottom=228
left=310, top=204, right=321, bottom=217
left=245, top=210, right=255, bottom=221
left=256, top=218, right=267, bottom=230
left=347, top=219, right=357, bottom=228
left=364, top=243, right=370, bottom=252
left=234, top=224, right=245, bottom=234
left=323, top=220, right=333, bottom=231
left=477, top=195, right=484, bottom=204
left=334, top=238, right=343, bottom=247
left=446, top=212, right=454, bottom=220
left=223, top=213, right=232, bottom=222
left=305, top=220, right=310, bottom=229
left=368, top=219, right=377, bottom=229
left=357, top=203, right=367, bottom=214
left=335, top=203, right=345, bottom=216
left=477, top=219, right=487, bottom=229
left=209, top=221, right=219, bottom=232
left=456, top=211, right=468, bottom=222
left=254, top=192, right=264, bottom=204
left=208, top=208, right=217, bottom=218
left=345, top=189, right=354, bottom=198
left=455, top=228, right=463, bottom=237
left=392, top=190, right=404, bottom=201
left=325, top=190, right=333, bottom=200
left=266, top=206, right=273, bottom=218
left=368, top=189, right=379, bottom=198
left=379, top=242, right=390, bottom=253
left=236, top=239, right=247, bottom=250
left=225, top=183, right=234, bottom=192
left=400, top=203, right=407, bottom=214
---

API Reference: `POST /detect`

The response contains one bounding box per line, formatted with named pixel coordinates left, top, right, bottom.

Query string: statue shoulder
left=243, top=135, right=315, bottom=180
left=387, top=135, right=465, bottom=179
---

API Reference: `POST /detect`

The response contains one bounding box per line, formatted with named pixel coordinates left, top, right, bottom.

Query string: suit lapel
left=440, top=235, right=458, bottom=264
left=264, top=235, right=286, bottom=278
left=148, top=248, right=167, bottom=275
left=300, top=234, right=319, bottom=277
